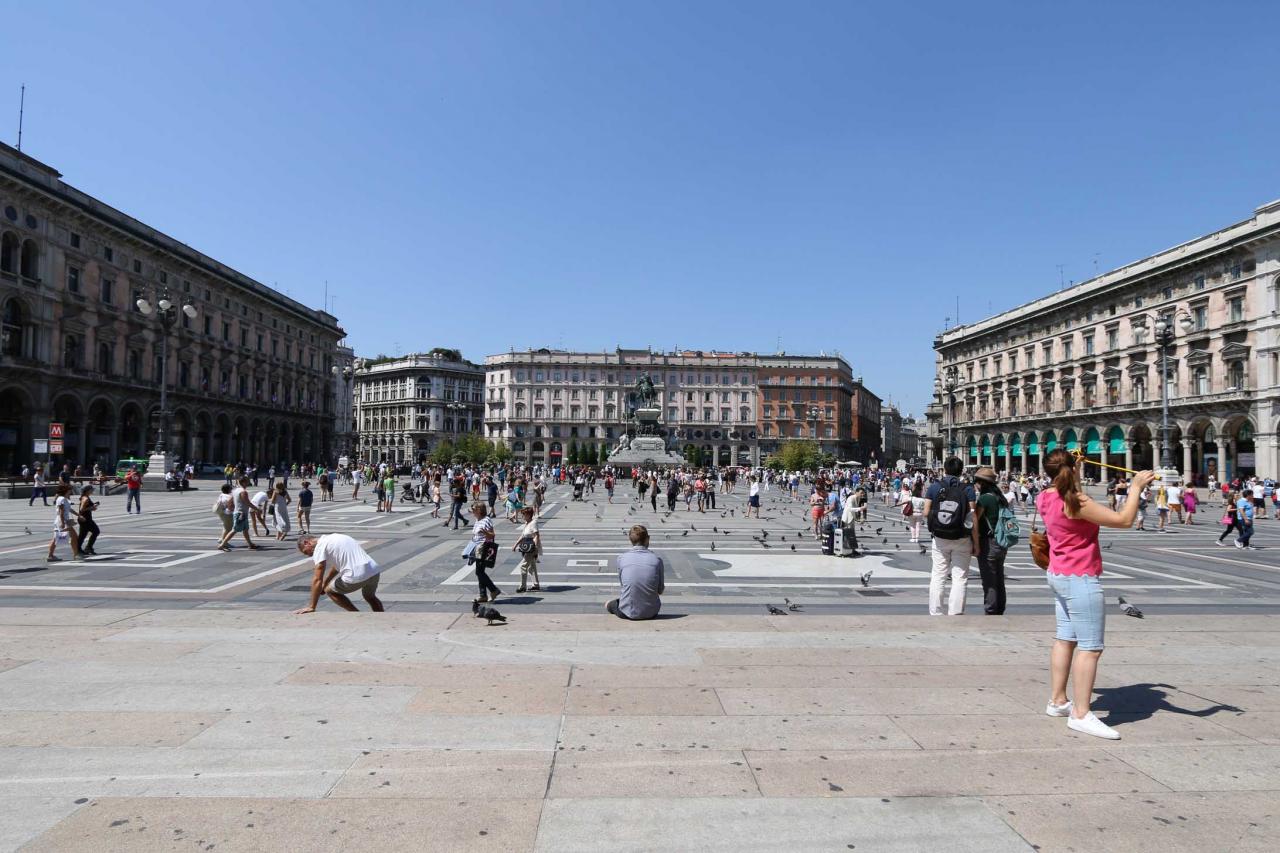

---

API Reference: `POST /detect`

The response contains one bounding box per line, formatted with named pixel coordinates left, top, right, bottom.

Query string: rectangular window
left=1083, top=335, right=1094, bottom=355
left=1194, top=275, right=1206, bottom=291
left=1192, top=305, right=1207, bottom=330
left=1229, top=296, right=1244, bottom=323
left=133, top=259, right=142, bottom=274
left=1062, top=340, right=1073, bottom=360
left=103, top=246, right=113, bottom=262
left=101, top=278, right=114, bottom=305
left=67, top=266, right=80, bottom=293
left=70, top=232, right=80, bottom=249
left=1106, top=328, right=1118, bottom=350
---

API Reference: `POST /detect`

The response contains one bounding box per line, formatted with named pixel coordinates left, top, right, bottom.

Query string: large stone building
left=353, top=350, right=485, bottom=465
left=931, top=198, right=1280, bottom=483
left=880, top=405, right=903, bottom=463
left=756, top=354, right=881, bottom=465
left=0, top=143, right=344, bottom=474
left=484, top=348, right=762, bottom=466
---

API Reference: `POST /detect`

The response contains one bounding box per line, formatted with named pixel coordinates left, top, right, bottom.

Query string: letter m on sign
left=49, top=422, right=64, bottom=439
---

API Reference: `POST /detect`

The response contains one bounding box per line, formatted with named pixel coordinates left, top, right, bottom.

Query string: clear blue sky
left=5, top=1, right=1278, bottom=416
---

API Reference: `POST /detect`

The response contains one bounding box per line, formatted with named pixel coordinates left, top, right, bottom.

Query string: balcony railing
left=951, top=387, right=1255, bottom=429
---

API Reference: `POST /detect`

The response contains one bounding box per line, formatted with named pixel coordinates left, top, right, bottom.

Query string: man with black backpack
left=923, top=457, right=978, bottom=616
left=973, top=467, right=1011, bottom=615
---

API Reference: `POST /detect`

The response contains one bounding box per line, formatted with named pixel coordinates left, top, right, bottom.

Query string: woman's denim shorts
left=1047, top=572, right=1105, bottom=651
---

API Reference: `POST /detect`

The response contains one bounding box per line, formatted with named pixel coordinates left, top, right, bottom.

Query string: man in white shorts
left=293, top=533, right=384, bottom=613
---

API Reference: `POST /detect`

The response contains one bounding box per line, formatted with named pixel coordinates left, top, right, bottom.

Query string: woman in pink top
left=1037, top=449, right=1154, bottom=740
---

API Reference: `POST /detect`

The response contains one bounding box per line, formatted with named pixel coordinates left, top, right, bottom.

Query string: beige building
left=484, top=348, right=760, bottom=466
left=931, top=198, right=1280, bottom=483
left=353, top=351, right=484, bottom=465
left=0, top=143, right=344, bottom=472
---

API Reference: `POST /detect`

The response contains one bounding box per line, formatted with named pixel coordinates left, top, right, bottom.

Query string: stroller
left=572, top=480, right=585, bottom=501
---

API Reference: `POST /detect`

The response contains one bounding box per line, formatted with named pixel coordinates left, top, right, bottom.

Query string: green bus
left=115, top=458, right=149, bottom=478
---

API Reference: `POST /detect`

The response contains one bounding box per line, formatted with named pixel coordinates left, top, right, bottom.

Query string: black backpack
left=927, top=478, right=970, bottom=540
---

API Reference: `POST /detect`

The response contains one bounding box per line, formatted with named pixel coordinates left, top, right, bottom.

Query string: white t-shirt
left=749, top=482, right=760, bottom=497
left=252, top=491, right=269, bottom=510
left=217, top=493, right=234, bottom=514
left=314, top=533, right=379, bottom=583
left=1166, top=486, right=1182, bottom=505
left=54, top=495, right=73, bottom=530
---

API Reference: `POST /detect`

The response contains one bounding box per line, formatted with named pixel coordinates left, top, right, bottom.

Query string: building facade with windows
left=0, top=143, right=344, bottom=474
left=484, top=348, right=761, bottom=466
left=756, top=354, right=882, bottom=465
left=931, top=198, right=1280, bottom=483
left=353, top=351, right=485, bottom=465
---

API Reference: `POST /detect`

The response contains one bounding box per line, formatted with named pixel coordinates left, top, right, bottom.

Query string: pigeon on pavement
left=1118, top=596, right=1143, bottom=619
left=860, top=570, right=873, bottom=588
left=767, top=605, right=788, bottom=615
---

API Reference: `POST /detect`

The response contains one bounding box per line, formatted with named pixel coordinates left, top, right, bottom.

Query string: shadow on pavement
left=1094, top=682, right=1245, bottom=724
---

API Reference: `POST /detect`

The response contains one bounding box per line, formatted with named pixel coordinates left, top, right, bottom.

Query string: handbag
left=1028, top=503, right=1050, bottom=570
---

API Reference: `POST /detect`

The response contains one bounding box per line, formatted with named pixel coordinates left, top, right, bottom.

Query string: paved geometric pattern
left=0, top=608, right=1275, bottom=851
left=2, top=481, right=1279, bottom=613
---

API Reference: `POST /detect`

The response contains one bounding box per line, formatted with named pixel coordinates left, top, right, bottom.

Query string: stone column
left=1182, top=440, right=1196, bottom=483
left=1003, top=443, right=1012, bottom=474
left=1124, top=441, right=1133, bottom=474
left=1100, top=441, right=1109, bottom=473
left=1020, top=446, right=1028, bottom=475
left=1223, top=439, right=1235, bottom=481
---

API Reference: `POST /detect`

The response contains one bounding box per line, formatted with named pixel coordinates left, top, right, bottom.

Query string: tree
left=597, top=443, right=609, bottom=465
left=491, top=439, right=512, bottom=465
left=568, top=441, right=579, bottom=465
left=430, top=441, right=454, bottom=466
left=765, top=455, right=785, bottom=472
left=683, top=444, right=702, bottom=466
left=778, top=440, right=820, bottom=472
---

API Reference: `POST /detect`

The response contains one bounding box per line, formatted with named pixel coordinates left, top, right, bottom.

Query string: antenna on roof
left=1056, top=263, right=1065, bottom=290
left=16, top=85, right=25, bottom=152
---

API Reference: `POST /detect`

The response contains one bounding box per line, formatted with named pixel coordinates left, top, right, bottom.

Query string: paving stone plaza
left=0, top=483, right=1276, bottom=851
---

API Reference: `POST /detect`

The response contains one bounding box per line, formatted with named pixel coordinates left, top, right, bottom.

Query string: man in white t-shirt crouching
left=294, top=533, right=384, bottom=614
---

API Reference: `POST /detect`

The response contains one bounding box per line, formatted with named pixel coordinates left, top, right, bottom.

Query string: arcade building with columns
left=0, top=143, right=344, bottom=474
left=930, top=198, right=1280, bottom=484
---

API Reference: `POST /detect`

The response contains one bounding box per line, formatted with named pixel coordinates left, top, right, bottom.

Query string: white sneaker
left=1045, top=699, right=1073, bottom=717
left=1067, top=711, right=1120, bottom=740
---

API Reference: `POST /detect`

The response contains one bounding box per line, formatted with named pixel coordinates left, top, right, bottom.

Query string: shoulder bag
left=1029, top=502, right=1050, bottom=570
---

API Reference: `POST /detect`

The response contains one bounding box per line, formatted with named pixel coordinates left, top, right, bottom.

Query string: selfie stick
left=1069, top=448, right=1160, bottom=480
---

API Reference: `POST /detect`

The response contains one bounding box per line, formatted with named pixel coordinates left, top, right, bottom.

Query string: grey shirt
left=616, top=545, right=665, bottom=620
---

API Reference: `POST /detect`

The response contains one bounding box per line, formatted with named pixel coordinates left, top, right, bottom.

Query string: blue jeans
left=28, top=487, right=47, bottom=506
left=1047, top=572, right=1105, bottom=651
left=1238, top=521, right=1255, bottom=547
left=127, top=489, right=141, bottom=513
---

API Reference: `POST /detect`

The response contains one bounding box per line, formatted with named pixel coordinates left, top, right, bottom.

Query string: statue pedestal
left=143, top=452, right=172, bottom=482
left=607, top=435, right=685, bottom=468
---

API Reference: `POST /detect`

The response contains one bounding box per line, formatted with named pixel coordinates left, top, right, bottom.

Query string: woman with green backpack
left=974, top=467, right=1013, bottom=615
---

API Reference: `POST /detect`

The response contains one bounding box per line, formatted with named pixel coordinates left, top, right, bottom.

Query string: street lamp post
left=935, top=366, right=958, bottom=463
left=807, top=406, right=821, bottom=459
left=136, top=288, right=197, bottom=482
left=1153, top=310, right=1194, bottom=481
left=331, top=364, right=354, bottom=461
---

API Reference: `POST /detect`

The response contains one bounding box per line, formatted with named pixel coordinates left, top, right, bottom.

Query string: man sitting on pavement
left=293, top=533, right=384, bottom=614
left=605, top=524, right=665, bottom=620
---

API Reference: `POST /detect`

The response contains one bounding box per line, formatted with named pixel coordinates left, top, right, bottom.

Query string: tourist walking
left=47, top=483, right=83, bottom=562
left=28, top=465, right=49, bottom=506
left=465, top=502, right=501, bottom=602
left=1217, top=492, right=1242, bottom=545
left=214, top=484, right=235, bottom=549
left=76, top=485, right=101, bottom=555
left=297, top=481, right=313, bottom=533
left=513, top=506, right=541, bottom=593
left=1235, top=490, right=1256, bottom=548
left=973, top=467, right=1008, bottom=615
left=924, top=457, right=977, bottom=616
left=1039, top=449, right=1154, bottom=740
left=272, top=483, right=292, bottom=540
